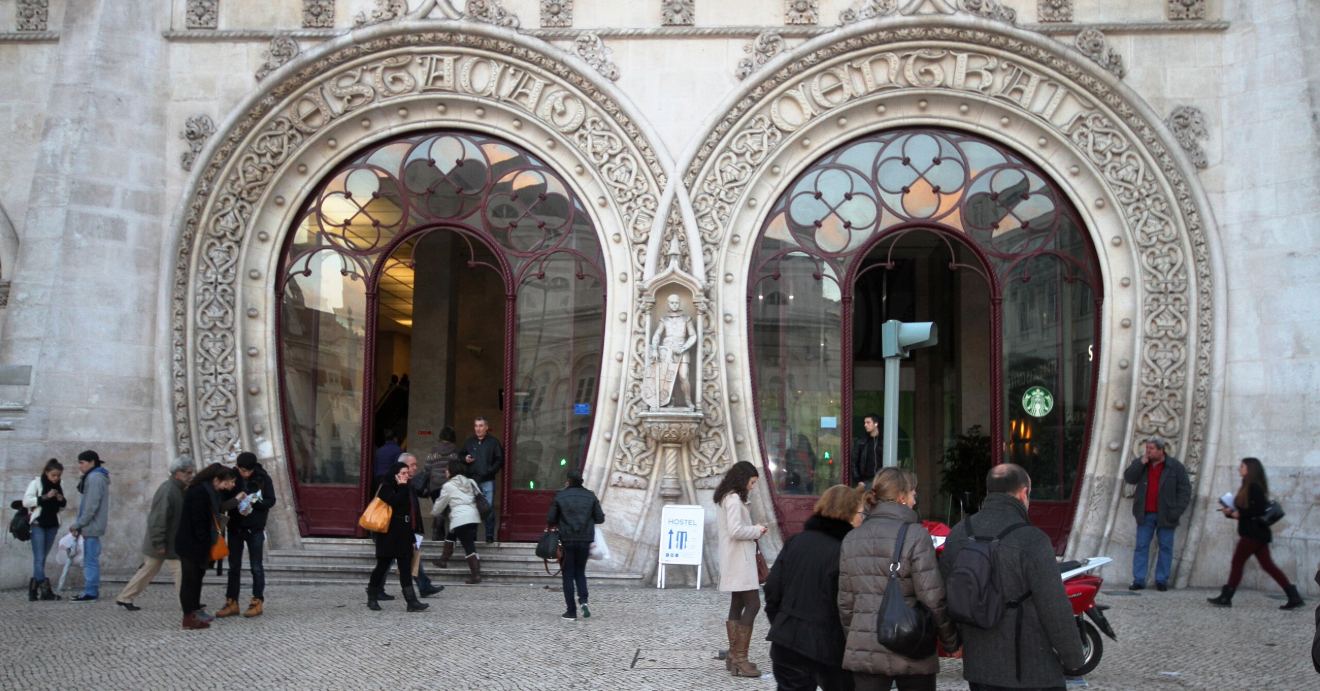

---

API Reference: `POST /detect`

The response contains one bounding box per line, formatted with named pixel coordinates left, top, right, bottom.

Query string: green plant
left=940, top=425, right=993, bottom=505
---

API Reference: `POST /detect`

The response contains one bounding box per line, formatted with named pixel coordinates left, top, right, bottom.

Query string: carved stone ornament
left=302, top=0, right=335, bottom=28
left=16, top=0, right=48, bottom=32
left=186, top=0, right=218, bottom=29
left=785, top=0, right=819, bottom=25
left=466, top=0, right=521, bottom=28
left=661, top=0, right=695, bottom=26
left=574, top=33, right=620, bottom=82
left=1037, top=0, right=1071, bottom=23
left=171, top=30, right=666, bottom=476
left=1167, top=0, right=1205, bottom=21
left=961, top=0, right=1016, bottom=24
left=683, top=20, right=1217, bottom=553
left=541, top=0, right=572, bottom=28
left=255, top=36, right=300, bottom=81
left=0, top=281, right=9, bottom=308
left=839, top=0, right=898, bottom=24
left=179, top=114, right=215, bottom=172
left=355, top=0, right=407, bottom=27
left=1075, top=28, right=1125, bottom=79
left=736, top=32, right=786, bottom=81
left=1167, top=105, right=1209, bottom=169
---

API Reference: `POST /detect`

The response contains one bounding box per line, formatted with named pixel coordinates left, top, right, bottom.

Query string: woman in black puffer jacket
left=764, top=484, right=864, bottom=691
left=366, top=461, right=428, bottom=613
left=175, top=463, right=238, bottom=630
left=1207, top=457, right=1305, bottom=610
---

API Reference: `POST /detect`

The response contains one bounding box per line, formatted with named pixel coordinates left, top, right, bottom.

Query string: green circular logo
left=1022, top=386, right=1054, bottom=417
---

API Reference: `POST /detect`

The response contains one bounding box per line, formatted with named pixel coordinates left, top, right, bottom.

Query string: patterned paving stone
left=0, top=582, right=1314, bottom=689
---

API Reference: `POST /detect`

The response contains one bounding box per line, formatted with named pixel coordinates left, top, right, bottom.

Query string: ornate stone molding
left=785, top=0, right=819, bottom=25
left=179, top=115, right=215, bottom=171
left=186, top=0, right=218, bottom=30
left=302, top=0, right=334, bottom=29
left=839, top=0, right=898, bottom=25
left=1167, top=105, right=1209, bottom=170
left=0, top=31, right=59, bottom=42
left=254, top=36, right=300, bottom=81
left=355, top=0, right=407, bottom=27
left=541, top=0, right=572, bottom=28
left=1037, top=0, right=1071, bottom=23
left=467, top=0, right=520, bottom=28
left=662, top=0, right=695, bottom=27
left=1167, top=0, right=1205, bottom=21
left=16, top=0, right=48, bottom=32
left=735, top=32, right=786, bottom=80
left=1075, top=28, right=1124, bottom=78
left=963, top=0, right=1016, bottom=24
left=574, top=33, right=619, bottom=81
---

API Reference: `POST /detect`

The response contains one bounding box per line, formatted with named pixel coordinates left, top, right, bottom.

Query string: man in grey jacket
left=939, top=464, right=1084, bottom=691
left=1122, top=436, right=1192, bottom=591
left=115, top=456, right=194, bottom=611
left=68, top=450, right=110, bottom=602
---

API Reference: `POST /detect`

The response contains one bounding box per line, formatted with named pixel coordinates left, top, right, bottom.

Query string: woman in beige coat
left=715, top=460, right=769, bottom=678
left=838, top=467, right=958, bottom=691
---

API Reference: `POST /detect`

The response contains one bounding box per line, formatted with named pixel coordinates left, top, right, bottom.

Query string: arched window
left=750, top=128, right=1101, bottom=549
left=277, top=131, right=605, bottom=537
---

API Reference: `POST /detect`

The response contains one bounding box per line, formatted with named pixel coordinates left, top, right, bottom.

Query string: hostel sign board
left=657, top=504, right=705, bottom=589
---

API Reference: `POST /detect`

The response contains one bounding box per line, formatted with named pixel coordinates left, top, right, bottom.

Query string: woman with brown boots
left=1207, top=457, right=1306, bottom=610
left=430, top=459, right=483, bottom=584
left=715, top=460, right=769, bottom=678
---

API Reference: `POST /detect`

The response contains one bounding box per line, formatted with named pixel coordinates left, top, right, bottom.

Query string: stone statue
left=643, top=294, right=698, bottom=409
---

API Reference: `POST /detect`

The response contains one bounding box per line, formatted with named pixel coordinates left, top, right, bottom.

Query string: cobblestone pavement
left=1, top=581, right=1315, bottom=690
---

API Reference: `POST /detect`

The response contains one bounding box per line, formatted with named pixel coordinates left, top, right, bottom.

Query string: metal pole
left=883, top=354, right=900, bottom=468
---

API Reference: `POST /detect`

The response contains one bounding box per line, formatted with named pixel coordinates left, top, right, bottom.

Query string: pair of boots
left=367, top=585, right=429, bottom=612
left=1207, top=584, right=1307, bottom=610
left=724, top=620, right=761, bottom=677
left=182, top=612, right=210, bottom=630
left=216, top=598, right=263, bottom=618
left=26, top=578, right=60, bottom=601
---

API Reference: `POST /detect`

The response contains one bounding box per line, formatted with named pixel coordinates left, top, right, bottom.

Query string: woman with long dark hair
left=714, top=460, right=769, bottom=677
left=367, top=461, right=428, bottom=612
left=22, top=459, right=66, bottom=601
left=175, top=463, right=237, bottom=630
left=1207, top=457, right=1305, bottom=610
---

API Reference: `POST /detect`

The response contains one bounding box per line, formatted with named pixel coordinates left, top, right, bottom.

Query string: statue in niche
left=642, top=293, right=697, bottom=409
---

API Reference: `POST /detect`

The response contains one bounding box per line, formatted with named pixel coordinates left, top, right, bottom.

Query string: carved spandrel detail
left=541, top=0, right=573, bottom=28
left=575, top=33, right=620, bottom=82
left=187, top=0, right=218, bottom=29
left=736, top=32, right=786, bottom=81
left=16, top=0, right=48, bottom=32
left=1167, top=0, right=1205, bottom=21
left=784, top=0, right=819, bottom=25
left=255, top=36, right=300, bottom=81
left=179, top=115, right=216, bottom=172
left=1037, top=0, right=1071, bottom=23
left=1167, top=105, right=1209, bottom=170
left=356, top=0, right=407, bottom=27
left=467, top=0, right=521, bottom=28
left=302, top=0, right=335, bottom=28
left=839, top=0, right=897, bottom=24
left=962, top=0, right=1016, bottom=24
left=661, top=0, right=695, bottom=26
left=1075, top=29, right=1124, bottom=79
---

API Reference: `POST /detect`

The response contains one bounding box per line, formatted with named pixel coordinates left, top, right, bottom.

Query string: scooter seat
left=1058, top=560, right=1082, bottom=573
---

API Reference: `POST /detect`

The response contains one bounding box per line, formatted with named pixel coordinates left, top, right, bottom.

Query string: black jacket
left=223, top=463, right=278, bottom=531
left=175, top=483, right=221, bottom=564
left=939, top=493, right=1085, bottom=688
left=764, top=514, right=854, bottom=667
left=374, top=477, right=421, bottom=561
left=547, top=486, right=604, bottom=543
left=1234, top=482, right=1273, bottom=544
left=462, top=435, right=505, bottom=484
left=1123, top=455, right=1192, bottom=528
left=851, top=435, right=881, bottom=486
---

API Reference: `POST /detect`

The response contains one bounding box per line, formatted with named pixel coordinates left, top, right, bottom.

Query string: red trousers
left=1227, top=537, right=1291, bottom=589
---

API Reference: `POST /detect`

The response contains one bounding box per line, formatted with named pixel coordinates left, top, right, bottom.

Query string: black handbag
left=535, top=528, right=562, bottom=575
left=469, top=479, right=493, bottom=521
left=1257, top=500, right=1285, bottom=527
left=876, top=521, right=938, bottom=659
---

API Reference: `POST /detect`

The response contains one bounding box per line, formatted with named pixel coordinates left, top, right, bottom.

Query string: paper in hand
left=1219, top=492, right=1235, bottom=509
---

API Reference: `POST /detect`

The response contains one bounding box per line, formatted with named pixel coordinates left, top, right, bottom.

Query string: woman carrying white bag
left=547, top=468, right=605, bottom=621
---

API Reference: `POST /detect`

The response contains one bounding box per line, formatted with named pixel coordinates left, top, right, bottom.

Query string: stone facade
left=0, top=0, right=1316, bottom=598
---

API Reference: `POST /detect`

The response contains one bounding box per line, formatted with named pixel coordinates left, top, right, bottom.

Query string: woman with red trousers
left=1207, top=457, right=1305, bottom=610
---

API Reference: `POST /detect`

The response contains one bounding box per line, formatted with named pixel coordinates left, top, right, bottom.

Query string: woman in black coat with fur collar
left=175, top=463, right=238, bottom=630
left=366, top=461, right=427, bottom=613
left=763, top=485, right=865, bottom=691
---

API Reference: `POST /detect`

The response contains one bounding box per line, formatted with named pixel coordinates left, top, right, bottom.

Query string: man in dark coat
left=547, top=469, right=605, bottom=620
left=1122, top=435, right=1191, bottom=591
left=939, top=464, right=1085, bottom=691
left=374, top=429, right=403, bottom=486
left=216, top=452, right=278, bottom=618
left=115, top=456, right=195, bottom=611
left=850, top=413, right=882, bottom=489
left=462, top=417, right=504, bottom=543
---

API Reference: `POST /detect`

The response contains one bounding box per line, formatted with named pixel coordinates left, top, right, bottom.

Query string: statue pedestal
left=639, top=410, right=704, bottom=504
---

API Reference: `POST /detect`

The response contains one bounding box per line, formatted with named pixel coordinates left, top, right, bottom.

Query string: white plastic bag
left=589, top=526, right=610, bottom=561
left=56, top=532, right=84, bottom=566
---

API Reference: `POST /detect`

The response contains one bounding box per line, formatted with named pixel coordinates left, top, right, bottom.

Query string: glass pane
left=280, top=251, right=367, bottom=485
left=511, top=252, right=604, bottom=491
left=1002, top=255, right=1096, bottom=501
left=752, top=253, right=843, bottom=495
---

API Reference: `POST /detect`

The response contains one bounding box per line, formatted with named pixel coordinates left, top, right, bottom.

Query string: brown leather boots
left=727, top=622, right=761, bottom=677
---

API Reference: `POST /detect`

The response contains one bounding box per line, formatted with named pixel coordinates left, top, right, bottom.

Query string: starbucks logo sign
left=1022, top=386, right=1054, bottom=418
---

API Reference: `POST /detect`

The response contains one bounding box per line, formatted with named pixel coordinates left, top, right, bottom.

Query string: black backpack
left=945, top=514, right=1031, bottom=628
left=8, top=504, right=31, bottom=542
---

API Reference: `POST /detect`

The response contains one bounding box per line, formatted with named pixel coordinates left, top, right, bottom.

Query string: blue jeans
left=479, top=481, right=496, bottom=540
left=1132, top=513, right=1175, bottom=586
left=30, top=525, right=58, bottom=581
left=561, top=541, right=591, bottom=616
left=82, top=536, right=102, bottom=596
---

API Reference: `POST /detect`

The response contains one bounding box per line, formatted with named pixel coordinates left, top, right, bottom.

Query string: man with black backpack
left=939, top=464, right=1084, bottom=691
